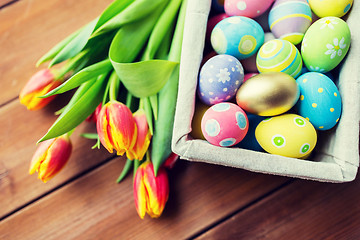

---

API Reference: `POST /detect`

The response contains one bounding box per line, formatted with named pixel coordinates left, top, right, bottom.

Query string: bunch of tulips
left=19, top=0, right=187, bottom=219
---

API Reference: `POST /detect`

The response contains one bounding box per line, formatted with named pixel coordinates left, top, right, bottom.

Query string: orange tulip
left=133, top=161, right=169, bottom=219
left=29, top=134, right=72, bottom=183
left=127, top=109, right=152, bottom=160
left=96, top=101, right=137, bottom=158
left=19, top=69, right=62, bottom=110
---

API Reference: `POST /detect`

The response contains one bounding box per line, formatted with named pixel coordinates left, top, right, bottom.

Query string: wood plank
left=0, top=159, right=289, bottom=239
left=196, top=176, right=360, bottom=240
left=0, top=0, right=113, bottom=105
left=0, top=98, right=113, bottom=219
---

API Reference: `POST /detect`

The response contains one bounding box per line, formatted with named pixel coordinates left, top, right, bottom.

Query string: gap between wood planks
left=0, top=154, right=118, bottom=222
left=0, top=0, right=19, bottom=10
left=187, top=179, right=296, bottom=240
left=0, top=97, right=18, bottom=109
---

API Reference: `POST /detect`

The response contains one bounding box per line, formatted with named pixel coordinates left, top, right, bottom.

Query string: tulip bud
left=29, top=134, right=72, bottom=183
left=86, top=103, right=102, bottom=123
left=19, top=69, right=62, bottom=110
left=96, top=101, right=137, bottom=158
left=127, top=109, right=152, bottom=161
left=162, top=152, right=179, bottom=169
left=133, top=161, right=169, bottom=219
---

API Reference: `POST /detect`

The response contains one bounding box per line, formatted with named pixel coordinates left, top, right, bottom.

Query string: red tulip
left=29, top=134, right=72, bottom=183
left=133, top=161, right=169, bottom=219
left=19, top=69, right=62, bottom=110
left=96, top=101, right=137, bottom=158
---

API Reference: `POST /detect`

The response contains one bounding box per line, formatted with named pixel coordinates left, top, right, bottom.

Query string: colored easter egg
left=198, top=54, right=244, bottom=105
left=236, top=114, right=265, bottom=151
left=269, top=0, right=312, bottom=45
left=241, top=32, right=275, bottom=73
left=236, top=72, right=299, bottom=116
left=243, top=73, right=258, bottom=82
left=255, top=114, right=317, bottom=158
left=224, top=0, right=274, bottom=19
left=211, top=16, right=265, bottom=60
left=201, top=102, right=249, bottom=147
left=309, top=0, right=353, bottom=18
left=212, top=0, right=225, bottom=12
left=256, top=39, right=303, bottom=78
left=191, top=101, right=210, bottom=140
left=296, top=72, right=342, bottom=130
left=301, top=17, right=351, bottom=73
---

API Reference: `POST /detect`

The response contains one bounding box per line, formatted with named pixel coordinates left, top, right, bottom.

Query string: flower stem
left=109, top=71, right=120, bottom=101
left=56, top=51, right=89, bottom=81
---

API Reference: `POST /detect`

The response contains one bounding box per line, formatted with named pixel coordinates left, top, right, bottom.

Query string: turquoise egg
left=296, top=72, right=342, bottom=130
left=211, top=16, right=265, bottom=60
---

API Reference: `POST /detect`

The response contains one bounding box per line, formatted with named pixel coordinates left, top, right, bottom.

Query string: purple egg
left=269, top=0, right=312, bottom=45
left=198, top=54, right=244, bottom=105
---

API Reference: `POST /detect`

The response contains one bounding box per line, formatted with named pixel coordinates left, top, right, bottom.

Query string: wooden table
left=1, top=0, right=360, bottom=239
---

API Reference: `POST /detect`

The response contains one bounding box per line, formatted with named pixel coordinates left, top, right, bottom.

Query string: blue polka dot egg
left=296, top=72, right=342, bottom=130
left=198, top=54, right=244, bottom=105
left=211, top=16, right=264, bottom=60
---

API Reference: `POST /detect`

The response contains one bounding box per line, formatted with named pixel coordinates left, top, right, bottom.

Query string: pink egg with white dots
left=201, top=102, right=249, bottom=147
left=224, top=0, right=274, bottom=18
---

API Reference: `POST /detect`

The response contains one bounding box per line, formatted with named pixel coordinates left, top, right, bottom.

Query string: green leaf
left=42, top=59, right=112, bottom=98
left=116, top=159, right=133, bottom=183
left=81, top=133, right=99, bottom=139
left=151, top=66, right=179, bottom=174
left=149, top=94, right=158, bottom=121
left=36, top=28, right=82, bottom=67
left=109, top=2, right=167, bottom=64
left=92, top=0, right=166, bottom=38
left=142, top=0, right=182, bottom=60
left=57, top=79, right=96, bottom=115
left=143, top=97, right=154, bottom=136
left=49, top=18, right=99, bottom=67
left=38, top=74, right=107, bottom=143
left=151, top=0, right=188, bottom=175
left=94, top=0, right=135, bottom=31
left=112, top=60, right=178, bottom=98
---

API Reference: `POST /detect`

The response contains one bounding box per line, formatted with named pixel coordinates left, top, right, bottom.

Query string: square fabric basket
left=172, top=0, right=360, bottom=182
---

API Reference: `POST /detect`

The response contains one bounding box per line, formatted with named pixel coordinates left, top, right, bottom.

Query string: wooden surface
left=0, top=1, right=359, bottom=239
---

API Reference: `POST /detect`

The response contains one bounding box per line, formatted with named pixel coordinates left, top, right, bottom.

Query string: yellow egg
left=236, top=72, right=299, bottom=116
left=255, top=114, right=317, bottom=158
left=190, top=101, right=209, bottom=140
left=309, top=0, right=353, bottom=18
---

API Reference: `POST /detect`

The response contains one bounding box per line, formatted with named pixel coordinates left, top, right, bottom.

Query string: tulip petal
left=38, top=136, right=72, bottom=182
left=128, top=109, right=152, bottom=160
left=108, top=102, right=137, bottom=155
left=142, top=162, right=169, bottom=218
left=29, top=135, right=72, bottom=183
left=133, top=167, right=147, bottom=219
left=20, top=81, right=60, bottom=110
left=29, top=139, right=55, bottom=175
left=97, top=106, right=114, bottom=153
left=20, top=69, right=56, bottom=98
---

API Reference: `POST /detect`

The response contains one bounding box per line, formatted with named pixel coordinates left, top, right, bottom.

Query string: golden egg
left=190, top=101, right=209, bottom=140
left=236, top=72, right=299, bottom=116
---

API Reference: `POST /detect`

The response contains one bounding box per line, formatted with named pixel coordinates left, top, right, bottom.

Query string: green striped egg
left=256, top=39, right=302, bottom=78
